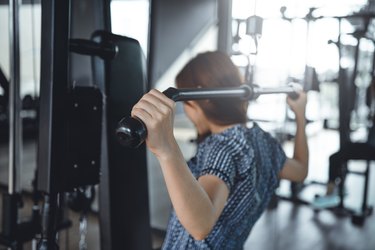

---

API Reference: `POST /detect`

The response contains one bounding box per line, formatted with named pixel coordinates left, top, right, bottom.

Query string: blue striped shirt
left=162, top=123, right=287, bottom=250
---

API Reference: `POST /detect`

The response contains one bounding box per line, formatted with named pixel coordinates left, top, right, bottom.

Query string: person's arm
left=158, top=149, right=229, bottom=240
left=279, top=92, right=309, bottom=182
left=131, top=89, right=229, bottom=240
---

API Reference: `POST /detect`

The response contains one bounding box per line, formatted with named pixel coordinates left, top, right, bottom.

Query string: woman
left=131, top=51, right=308, bottom=249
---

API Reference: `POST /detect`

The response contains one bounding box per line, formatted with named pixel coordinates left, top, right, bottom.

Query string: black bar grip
left=116, top=116, right=147, bottom=148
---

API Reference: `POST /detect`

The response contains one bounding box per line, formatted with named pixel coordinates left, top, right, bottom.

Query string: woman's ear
left=187, top=100, right=200, bottom=110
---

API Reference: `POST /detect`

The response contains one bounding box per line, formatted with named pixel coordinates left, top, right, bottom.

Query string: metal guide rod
left=254, top=85, right=301, bottom=95
left=8, top=0, right=22, bottom=195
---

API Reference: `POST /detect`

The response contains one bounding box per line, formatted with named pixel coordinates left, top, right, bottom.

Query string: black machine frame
left=37, top=0, right=153, bottom=249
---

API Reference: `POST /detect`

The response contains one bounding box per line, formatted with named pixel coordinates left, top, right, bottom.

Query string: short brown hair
left=175, top=51, right=248, bottom=125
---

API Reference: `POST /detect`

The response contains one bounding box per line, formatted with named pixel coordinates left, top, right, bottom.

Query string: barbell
left=116, top=83, right=302, bottom=148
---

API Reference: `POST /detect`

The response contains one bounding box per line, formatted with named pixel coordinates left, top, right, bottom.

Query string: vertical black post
left=38, top=0, right=70, bottom=193
left=2, top=0, right=22, bottom=249
left=217, top=0, right=232, bottom=54
left=8, top=0, right=21, bottom=197
left=336, top=19, right=349, bottom=209
left=338, top=161, right=346, bottom=208
left=337, top=18, right=352, bottom=147
left=37, top=0, right=70, bottom=248
left=37, top=194, right=59, bottom=250
left=350, top=36, right=361, bottom=113
left=362, top=161, right=370, bottom=213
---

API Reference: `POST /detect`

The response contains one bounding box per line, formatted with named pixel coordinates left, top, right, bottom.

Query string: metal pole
left=163, top=84, right=300, bottom=102
left=217, top=0, right=233, bottom=54
left=8, top=0, right=22, bottom=195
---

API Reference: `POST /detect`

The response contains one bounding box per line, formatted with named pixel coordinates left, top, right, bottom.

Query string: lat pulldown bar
left=116, top=84, right=301, bottom=148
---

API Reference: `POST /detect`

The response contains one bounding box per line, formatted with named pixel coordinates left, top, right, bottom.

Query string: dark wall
left=148, top=0, right=218, bottom=87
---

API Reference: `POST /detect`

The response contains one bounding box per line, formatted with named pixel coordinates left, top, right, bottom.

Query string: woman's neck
left=208, top=123, right=242, bottom=134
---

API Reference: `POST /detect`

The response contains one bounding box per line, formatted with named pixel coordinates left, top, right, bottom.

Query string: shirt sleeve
left=262, top=132, right=287, bottom=178
left=198, top=139, right=236, bottom=191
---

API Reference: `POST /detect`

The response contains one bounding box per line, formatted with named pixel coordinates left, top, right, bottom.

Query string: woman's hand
left=131, top=89, right=178, bottom=158
left=287, top=91, right=307, bottom=120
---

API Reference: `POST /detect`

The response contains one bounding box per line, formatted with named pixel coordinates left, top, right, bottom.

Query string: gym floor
left=0, top=124, right=374, bottom=250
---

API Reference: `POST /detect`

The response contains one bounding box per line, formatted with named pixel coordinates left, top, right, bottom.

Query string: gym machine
left=0, top=0, right=43, bottom=249
left=36, top=0, right=152, bottom=248
left=230, top=14, right=263, bottom=85
left=318, top=10, right=375, bottom=225
left=275, top=7, right=375, bottom=225
left=1, top=0, right=152, bottom=249
left=116, top=84, right=301, bottom=148
left=296, top=9, right=375, bottom=225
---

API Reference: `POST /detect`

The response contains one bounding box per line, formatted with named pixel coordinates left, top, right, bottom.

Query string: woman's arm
left=131, top=89, right=228, bottom=240
left=279, top=92, right=309, bottom=182
left=158, top=149, right=229, bottom=240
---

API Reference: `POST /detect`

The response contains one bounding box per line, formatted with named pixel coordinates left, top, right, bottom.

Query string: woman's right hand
left=131, top=89, right=178, bottom=159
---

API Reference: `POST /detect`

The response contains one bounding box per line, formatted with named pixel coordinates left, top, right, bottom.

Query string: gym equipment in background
left=0, top=1, right=42, bottom=249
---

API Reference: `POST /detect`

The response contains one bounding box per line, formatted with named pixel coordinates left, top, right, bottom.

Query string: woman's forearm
left=156, top=143, right=218, bottom=240
left=293, top=114, right=309, bottom=177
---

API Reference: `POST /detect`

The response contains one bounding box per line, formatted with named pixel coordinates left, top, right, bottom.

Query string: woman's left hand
left=131, top=89, right=178, bottom=158
left=287, top=91, right=307, bottom=120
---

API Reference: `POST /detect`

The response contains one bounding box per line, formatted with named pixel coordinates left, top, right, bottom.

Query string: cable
left=253, top=0, right=257, bottom=16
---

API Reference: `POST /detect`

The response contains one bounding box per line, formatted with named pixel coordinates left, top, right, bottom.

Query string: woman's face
left=183, top=101, right=210, bottom=135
